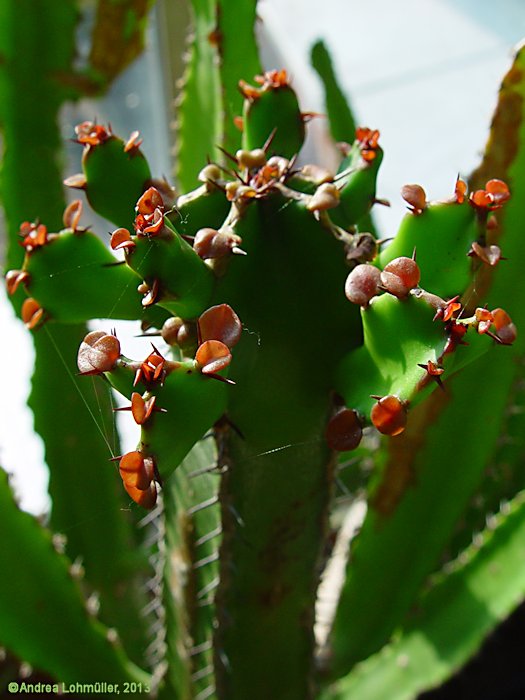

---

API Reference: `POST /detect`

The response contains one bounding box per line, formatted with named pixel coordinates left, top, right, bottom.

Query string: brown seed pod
left=380, top=256, right=420, bottom=298
left=198, top=304, right=242, bottom=348
left=401, top=184, right=426, bottom=214
left=161, top=316, right=196, bottom=348
left=344, top=264, right=381, bottom=307
left=370, top=395, right=407, bottom=436
left=21, top=298, right=44, bottom=330
left=77, top=330, right=121, bottom=375
left=193, top=228, right=242, bottom=259
left=492, top=308, right=517, bottom=345
left=195, top=340, right=232, bottom=375
left=307, top=182, right=340, bottom=212
left=325, top=408, right=363, bottom=451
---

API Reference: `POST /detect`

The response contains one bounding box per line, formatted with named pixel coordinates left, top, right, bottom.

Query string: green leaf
left=323, top=490, right=525, bottom=700
left=311, top=40, right=356, bottom=143
left=176, top=0, right=222, bottom=192
left=160, top=438, right=221, bottom=699
left=31, top=324, right=151, bottom=664
left=217, top=0, right=261, bottom=154
left=329, top=41, right=525, bottom=680
left=0, top=468, right=150, bottom=685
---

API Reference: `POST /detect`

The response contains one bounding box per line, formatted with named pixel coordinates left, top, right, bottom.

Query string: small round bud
left=380, top=257, right=420, bottom=298
left=161, top=317, right=197, bottom=349
left=370, top=395, right=407, bottom=436
left=193, top=228, right=242, bottom=259
left=307, top=182, right=340, bottom=212
left=401, top=184, right=426, bottom=213
left=21, top=298, right=44, bottom=329
left=325, top=408, right=363, bottom=451
left=236, top=148, right=267, bottom=169
left=344, top=264, right=381, bottom=307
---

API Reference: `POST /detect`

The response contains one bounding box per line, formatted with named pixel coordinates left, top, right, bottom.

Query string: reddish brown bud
left=492, top=308, right=517, bottom=345
left=193, top=228, right=242, bottom=259
left=119, top=451, right=153, bottom=490
left=401, top=184, right=426, bottom=214
left=380, top=257, right=420, bottom=298
left=110, top=228, right=135, bottom=252
left=136, top=187, right=164, bottom=216
left=344, top=264, right=381, bottom=307
left=161, top=317, right=192, bottom=347
left=195, top=340, right=232, bottom=375
left=63, top=173, right=87, bottom=190
left=6, top=270, right=29, bottom=295
left=198, top=304, right=242, bottom=348
left=370, top=395, right=407, bottom=436
left=77, top=331, right=120, bottom=375
left=21, top=298, right=44, bottom=330
left=325, top=408, right=363, bottom=451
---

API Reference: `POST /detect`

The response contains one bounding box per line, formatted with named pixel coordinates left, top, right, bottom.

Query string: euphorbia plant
left=2, top=3, right=525, bottom=700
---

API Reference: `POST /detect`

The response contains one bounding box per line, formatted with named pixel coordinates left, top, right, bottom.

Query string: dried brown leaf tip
left=417, top=360, right=445, bottom=390
left=195, top=339, right=232, bottom=377
left=19, top=221, right=49, bottom=252
left=307, top=182, right=340, bottom=212
left=124, top=130, right=142, bottom=153
left=63, top=200, right=86, bottom=232
left=118, top=451, right=157, bottom=509
left=401, top=184, right=426, bottom=214
left=325, top=408, right=363, bottom=451
left=77, top=330, right=121, bottom=375
left=21, top=298, right=44, bottom=330
left=5, top=269, right=29, bottom=295
left=370, top=395, right=407, bottom=436
left=114, top=392, right=166, bottom=425
left=468, top=241, right=503, bottom=267
left=355, top=127, right=380, bottom=162
left=110, top=227, right=135, bottom=252
left=134, top=187, right=165, bottom=237
left=74, top=121, right=111, bottom=146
